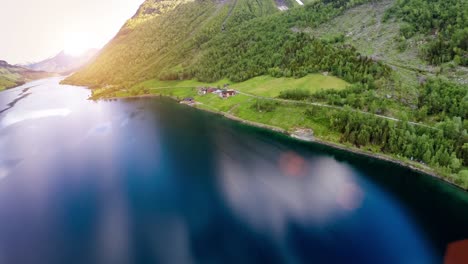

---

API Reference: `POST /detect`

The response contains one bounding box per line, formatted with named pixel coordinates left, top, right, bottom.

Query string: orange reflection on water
left=278, top=151, right=308, bottom=177
left=445, top=240, right=468, bottom=264
left=336, top=182, right=364, bottom=211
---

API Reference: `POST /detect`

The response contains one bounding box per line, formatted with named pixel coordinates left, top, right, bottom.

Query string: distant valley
left=0, top=49, right=98, bottom=91
left=26, top=49, right=98, bottom=74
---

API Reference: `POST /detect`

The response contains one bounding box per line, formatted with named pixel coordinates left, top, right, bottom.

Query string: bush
left=456, top=170, right=468, bottom=189
left=278, top=88, right=311, bottom=100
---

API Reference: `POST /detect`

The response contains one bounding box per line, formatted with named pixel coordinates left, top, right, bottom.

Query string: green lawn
left=234, top=103, right=340, bottom=140
left=230, top=74, right=348, bottom=97
left=134, top=74, right=348, bottom=98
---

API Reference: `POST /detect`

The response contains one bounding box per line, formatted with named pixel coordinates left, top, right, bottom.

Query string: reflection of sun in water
left=64, top=32, right=93, bottom=56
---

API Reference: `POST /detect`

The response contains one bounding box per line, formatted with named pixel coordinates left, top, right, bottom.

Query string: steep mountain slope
left=26, top=49, right=98, bottom=74
left=66, top=0, right=467, bottom=88
left=66, top=0, right=389, bottom=88
left=64, top=0, right=295, bottom=87
left=0, top=60, right=55, bottom=91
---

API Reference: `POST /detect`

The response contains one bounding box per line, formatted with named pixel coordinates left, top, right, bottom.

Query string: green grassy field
left=134, top=74, right=348, bottom=97
left=230, top=74, right=348, bottom=97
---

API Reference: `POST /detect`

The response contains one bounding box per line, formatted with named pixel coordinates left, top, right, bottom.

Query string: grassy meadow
left=133, top=74, right=348, bottom=97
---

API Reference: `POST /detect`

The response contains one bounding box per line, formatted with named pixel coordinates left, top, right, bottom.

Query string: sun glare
left=64, top=32, right=93, bottom=56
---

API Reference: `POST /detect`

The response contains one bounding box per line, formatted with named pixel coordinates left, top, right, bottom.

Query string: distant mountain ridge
left=0, top=60, right=55, bottom=91
left=26, top=49, right=98, bottom=74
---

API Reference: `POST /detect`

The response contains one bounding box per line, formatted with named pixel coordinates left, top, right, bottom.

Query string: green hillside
left=65, top=0, right=388, bottom=87
left=0, top=60, right=54, bottom=91
left=65, top=0, right=284, bottom=87
left=65, top=0, right=468, bottom=188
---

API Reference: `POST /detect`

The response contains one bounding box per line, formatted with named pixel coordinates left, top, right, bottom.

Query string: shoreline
left=98, top=93, right=465, bottom=191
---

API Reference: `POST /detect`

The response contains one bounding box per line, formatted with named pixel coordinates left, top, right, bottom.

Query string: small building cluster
left=198, top=84, right=237, bottom=99
left=180, top=97, right=195, bottom=105
left=198, top=87, right=218, bottom=95
left=219, top=89, right=236, bottom=98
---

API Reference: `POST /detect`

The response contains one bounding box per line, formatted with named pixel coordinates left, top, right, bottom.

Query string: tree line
left=328, top=108, right=467, bottom=188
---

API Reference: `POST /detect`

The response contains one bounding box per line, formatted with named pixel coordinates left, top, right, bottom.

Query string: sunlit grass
left=135, top=74, right=348, bottom=98
left=230, top=74, right=348, bottom=97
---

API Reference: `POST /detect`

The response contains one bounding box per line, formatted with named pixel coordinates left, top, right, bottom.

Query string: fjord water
left=0, top=78, right=467, bottom=264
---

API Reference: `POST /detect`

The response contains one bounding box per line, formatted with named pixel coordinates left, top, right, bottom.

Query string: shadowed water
left=0, top=78, right=467, bottom=264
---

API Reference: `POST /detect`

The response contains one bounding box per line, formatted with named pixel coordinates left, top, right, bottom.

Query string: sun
left=64, top=32, right=93, bottom=56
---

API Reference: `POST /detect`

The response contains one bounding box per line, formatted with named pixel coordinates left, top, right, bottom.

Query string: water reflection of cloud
left=87, top=122, right=112, bottom=136
left=1, top=108, right=71, bottom=128
left=0, top=167, right=8, bottom=180
left=0, top=159, right=22, bottom=180
left=120, top=118, right=129, bottom=127
left=147, top=217, right=194, bottom=264
left=279, top=151, right=308, bottom=177
left=220, top=151, right=364, bottom=237
left=96, top=189, right=132, bottom=264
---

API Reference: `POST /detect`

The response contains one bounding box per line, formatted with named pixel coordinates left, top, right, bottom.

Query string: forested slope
left=65, top=0, right=284, bottom=87
left=65, top=0, right=389, bottom=87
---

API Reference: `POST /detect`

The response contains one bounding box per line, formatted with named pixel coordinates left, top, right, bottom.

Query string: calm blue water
left=0, top=77, right=467, bottom=264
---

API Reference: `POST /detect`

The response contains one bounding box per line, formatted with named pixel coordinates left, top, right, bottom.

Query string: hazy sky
left=0, top=0, right=143, bottom=64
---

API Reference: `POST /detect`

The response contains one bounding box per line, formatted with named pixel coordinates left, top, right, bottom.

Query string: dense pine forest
left=65, top=0, right=468, bottom=188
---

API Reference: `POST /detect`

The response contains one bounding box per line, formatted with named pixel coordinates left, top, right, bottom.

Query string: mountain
left=0, top=60, right=55, bottom=91
left=26, top=49, right=98, bottom=74
left=64, top=0, right=314, bottom=87
left=64, top=0, right=466, bottom=88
